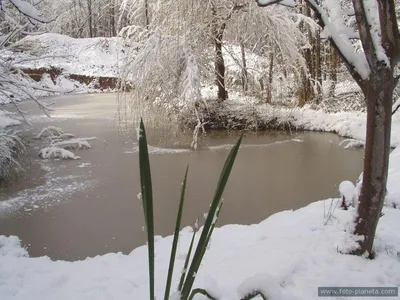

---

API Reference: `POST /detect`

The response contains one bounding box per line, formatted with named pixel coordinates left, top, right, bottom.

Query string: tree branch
left=257, top=0, right=296, bottom=8
left=351, top=0, right=377, bottom=69
left=378, top=0, right=400, bottom=66
left=303, top=0, right=366, bottom=88
left=8, top=0, right=55, bottom=23
left=392, top=103, right=400, bottom=116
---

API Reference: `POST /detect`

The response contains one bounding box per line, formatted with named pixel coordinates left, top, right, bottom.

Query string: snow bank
left=0, top=151, right=400, bottom=299
left=5, top=33, right=128, bottom=77
left=291, top=107, right=400, bottom=147
left=0, top=33, right=127, bottom=104
left=201, top=95, right=400, bottom=147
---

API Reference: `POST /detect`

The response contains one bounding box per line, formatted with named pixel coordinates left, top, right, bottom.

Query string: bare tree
left=257, top=0, right=400, bottom=256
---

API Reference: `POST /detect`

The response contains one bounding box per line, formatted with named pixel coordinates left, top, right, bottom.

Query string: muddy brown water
left=0, top=93, right=364, bottom=261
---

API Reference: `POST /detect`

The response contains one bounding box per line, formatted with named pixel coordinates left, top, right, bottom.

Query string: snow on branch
left=257, top=0, right=296, bottom=8
left=51, top=137, right=97, bottom=150
left=362, top=0, right=389, bottom=66
left=34, top=126, right=72, bottom=139
left=255, top=0, right=373, bottom=81
left=36, top=127, right=97, bottom=160
left=308, top=0, right=370, bottom=79
left=393, top=97, right=400, bottom=116
left=8, top=0, right=53, bottom=23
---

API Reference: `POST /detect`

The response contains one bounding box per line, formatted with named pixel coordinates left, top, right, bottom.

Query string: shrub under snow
left=36, top=127, right=96, bottom=160
left=0, top=130, right=26, bottom=182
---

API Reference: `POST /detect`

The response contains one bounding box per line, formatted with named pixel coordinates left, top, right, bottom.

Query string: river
left=0, top=93, right=364, bottom=261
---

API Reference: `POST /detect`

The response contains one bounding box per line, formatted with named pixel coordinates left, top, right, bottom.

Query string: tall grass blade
left=178, top=224, right=198, bottom=292
left=138, top=119, right=155, bottom=300
left=199, top=201, right=224, bottom=264
left=181, top=135, right=242, bottom=299
left=164, top=165, right=189, bottom=300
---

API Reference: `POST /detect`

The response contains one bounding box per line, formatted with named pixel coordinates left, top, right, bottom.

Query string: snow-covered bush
left=38, top=146, right=80, bottom=160
left=0, top=130, right=26, bottom=183
left=36, top=127, right=96, bottom=160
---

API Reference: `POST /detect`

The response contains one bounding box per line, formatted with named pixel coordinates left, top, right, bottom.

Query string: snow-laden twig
left=34, top=126, right=67, bottom=139
left=51, top=137, right=97, bottom=150
left=8, top=0, right=54, bottom=23
left=38, top=146, right=80, bottom=160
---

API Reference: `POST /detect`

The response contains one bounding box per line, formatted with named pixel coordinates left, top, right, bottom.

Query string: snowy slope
left=2, top=33, right=132, bottom=77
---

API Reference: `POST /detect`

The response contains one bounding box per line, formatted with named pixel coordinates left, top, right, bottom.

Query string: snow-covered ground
left=0, top=33, right=134, bottom=104
left=3, top=33, right=127, bottom=77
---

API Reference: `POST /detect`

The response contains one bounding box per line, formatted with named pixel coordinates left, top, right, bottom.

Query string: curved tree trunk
left=353, top=70, right=394, bottom=256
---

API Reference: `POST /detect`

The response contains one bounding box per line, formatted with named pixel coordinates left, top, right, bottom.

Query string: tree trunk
left=144, top=0, right=150, bottom=28
left=87, top=0, right=93, bottom=38
left=266, top=52, right=274, bottom=104
left=110, top=0, right=116, bottom=36
left=240, top=40, right=248, bottom=92
left=314, top=27, right=322, bottom=104
left=328, top=46, right=338, bottom=97
left=298, top=5, right=314, bottom=106
left=215, top=34, right=227, bottom=101
left=353, top=70, right=394, bottom=256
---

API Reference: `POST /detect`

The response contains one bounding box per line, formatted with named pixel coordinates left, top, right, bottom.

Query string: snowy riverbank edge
left=0, top=124, right=400, bottom=298
left=199, top=97, right=400, bottom=148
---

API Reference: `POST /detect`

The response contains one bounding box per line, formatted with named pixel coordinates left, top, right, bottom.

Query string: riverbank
left=0, top=97, right=399, bottom=299
left=0, top=33, right=128, bottom=105
left=195, top=93, right=400, bottom=148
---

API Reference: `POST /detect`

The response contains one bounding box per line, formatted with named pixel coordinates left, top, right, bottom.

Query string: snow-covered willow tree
left=117, top=0, right=209, bottom=148
left=118, top=0, right=315, bottom=141
left=225, top=3, right=317, bottom=103
left=257, top=0, right=400, bottom=257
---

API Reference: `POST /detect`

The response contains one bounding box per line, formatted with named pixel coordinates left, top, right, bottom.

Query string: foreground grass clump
left=0, top=131, right=26, bottom=185
left=138, top=120, right=270, bottom=300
